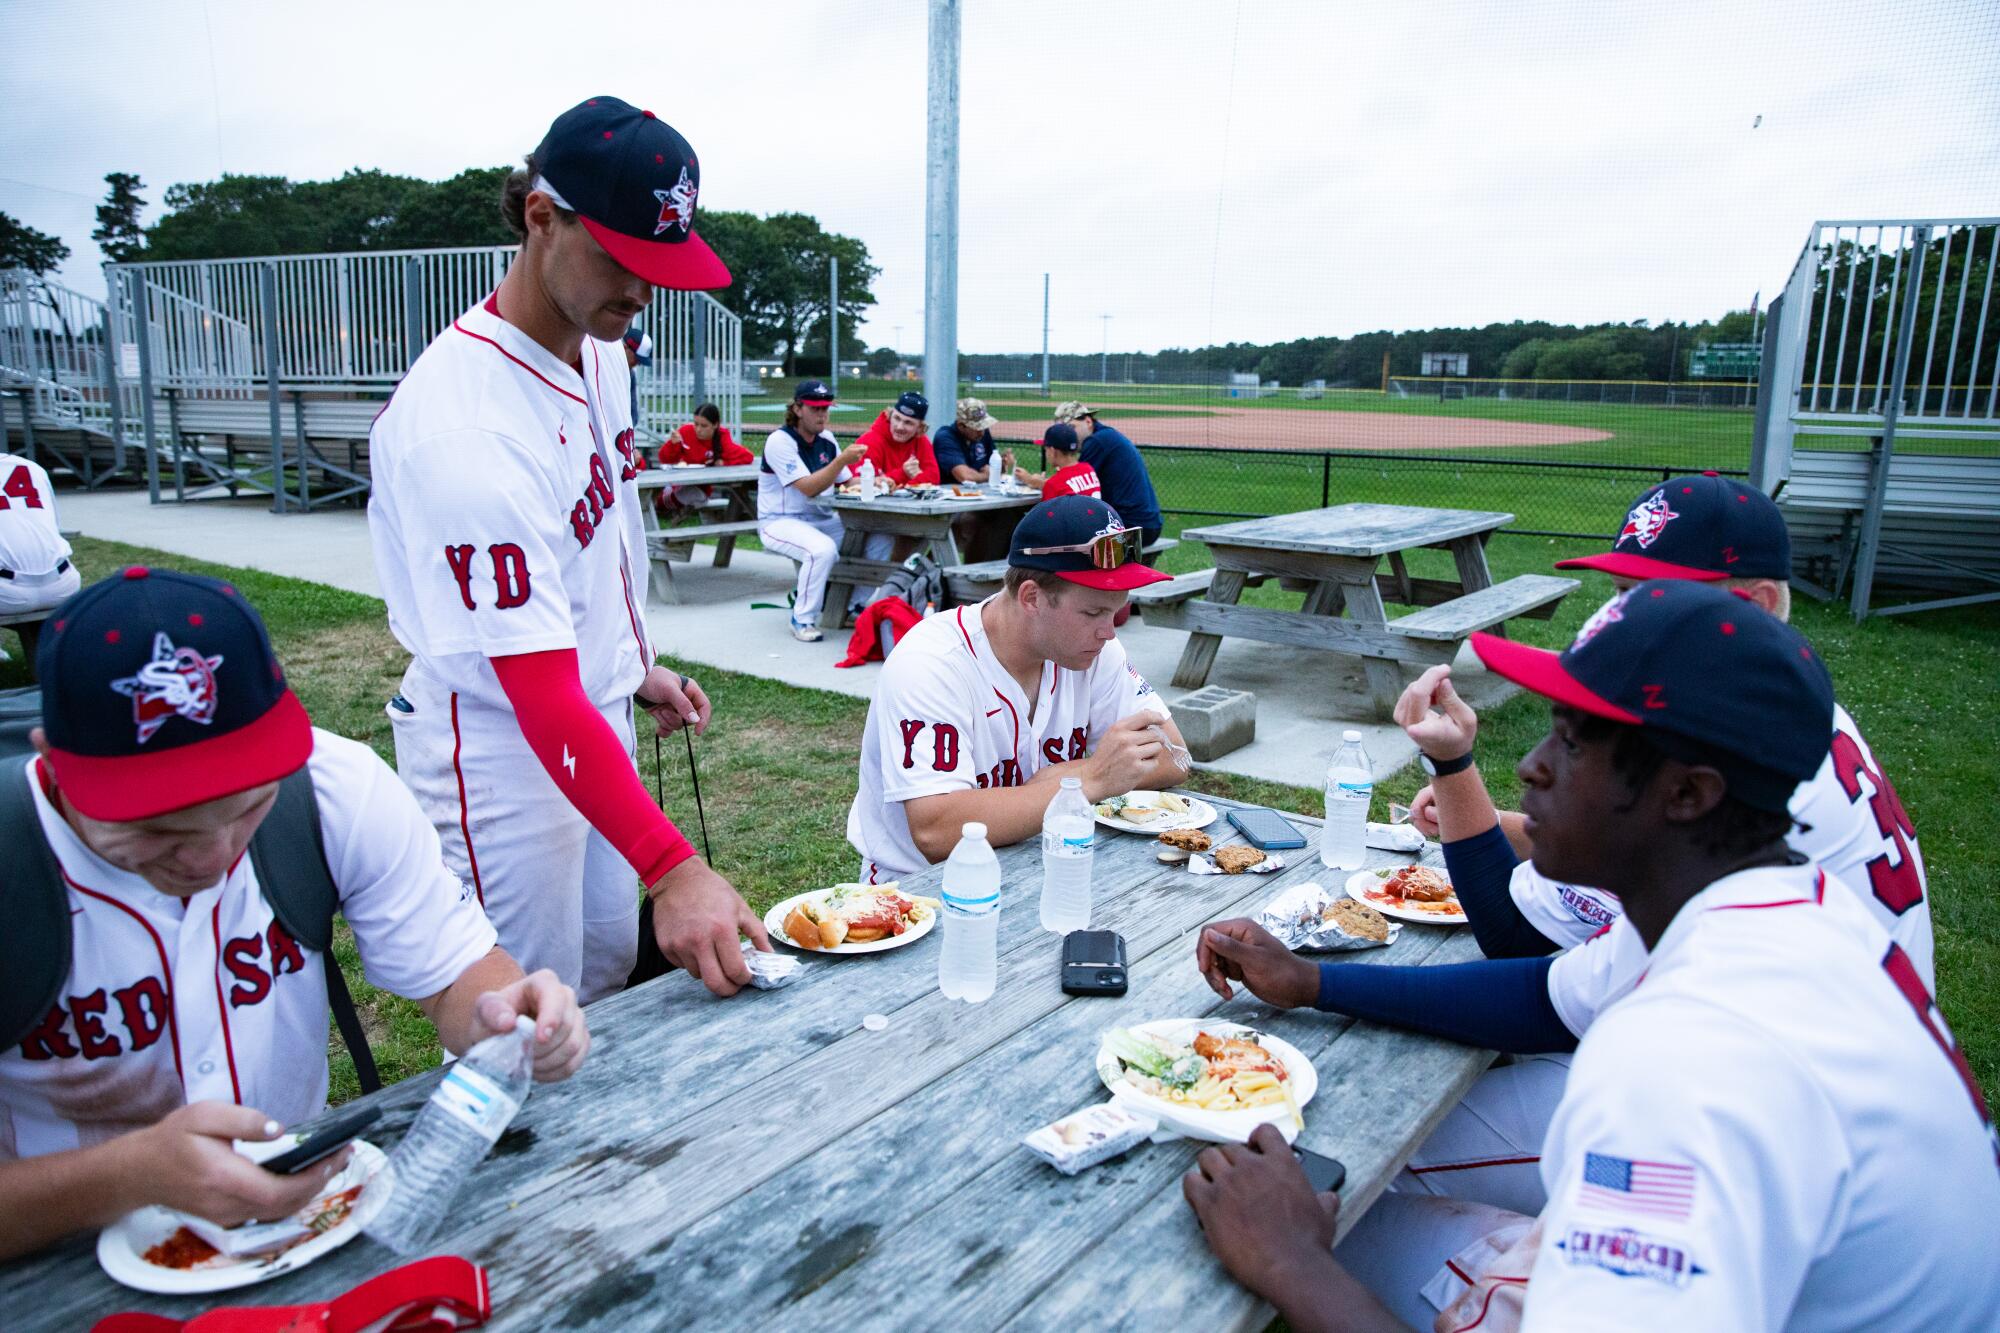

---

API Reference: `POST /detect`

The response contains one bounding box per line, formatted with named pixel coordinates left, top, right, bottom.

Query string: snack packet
left=741, top=940, right=802, bottom=989
left=1365, top=821, right=1426, bottom=853
left=1256, top=881, right=1400, bottom=952
left=1022, top=1101, right=1160, bottom=1176
left=1188, top=851, right=1285, bottom=876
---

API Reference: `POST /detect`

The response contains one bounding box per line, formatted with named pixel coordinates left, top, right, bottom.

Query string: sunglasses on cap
left=1020, top=524, right=1144, bottom=570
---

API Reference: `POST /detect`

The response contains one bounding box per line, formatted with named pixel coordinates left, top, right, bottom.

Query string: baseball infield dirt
left=983, top=400, right=1610, bottom=452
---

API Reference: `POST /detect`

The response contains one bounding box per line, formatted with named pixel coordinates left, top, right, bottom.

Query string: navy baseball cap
left=892, top=390, right=929, bottom=421
left=1009, top=496, right=1172, bottom=592
left=1556, top=473, right=1790, bottom=582
left=622, top=325, right=652, bottom=365
left=793, top=379, right=836, bottom=406
left=1044, top=422, right=1081, bottom=452
left=533, top=96, right=730, bottom=291
left=36, top=568, right=313, bottom=821
left=1472, top=580, right=1833, bottom=810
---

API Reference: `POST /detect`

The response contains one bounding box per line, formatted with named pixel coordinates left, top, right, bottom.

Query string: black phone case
left=1293, top=1146, right=1348, bottom=1195
left=262, top=1105, right=381, bottom=1174
left=1060, top=930, right=1129, bottom=996
left=1227, top=808, right=1309, bottom=850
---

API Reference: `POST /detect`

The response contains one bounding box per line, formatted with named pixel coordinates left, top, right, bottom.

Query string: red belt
left=92, top=1256, right=490, bottom=1333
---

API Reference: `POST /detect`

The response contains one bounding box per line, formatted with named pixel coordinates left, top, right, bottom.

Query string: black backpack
left=877, top=552, right=944, bottom=615
left=0, top=687, right=380, bottom=1093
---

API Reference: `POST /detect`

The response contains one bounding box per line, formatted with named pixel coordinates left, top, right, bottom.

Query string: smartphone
left=260, top=1105, right=381, bottom=1175
left=1293, top=1145, right=1348, bottom=1195
left=1060, top=930, right=1129, bottom=996
left=1227, top=808, right=1309, bottom=850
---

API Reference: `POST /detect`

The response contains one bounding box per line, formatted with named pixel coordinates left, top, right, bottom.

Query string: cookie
left=1322, top=898, right=1390, bottom=943
left=1212, top=845, right=1267, bottom=874
left=1158, top=829, right=1214, bottom=853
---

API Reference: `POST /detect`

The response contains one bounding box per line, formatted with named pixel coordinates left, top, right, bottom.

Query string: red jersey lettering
left=443, top=544, right=478, bottom=610
left=1, top=464, right=44, bottom=508
left=933, top=722, right=961, bottom=772
left=615, top=428, right=640, bottom=482
left=70, top=988, right=122, bottom=1059
left=570, top=500, right=595, bottom=547
left=1830, top=732, right=1923, bottom=916
left=1068, top=726, right=1087, bottom=760
left=224, top=934, right=272, bottom=1008
left=899, top=719, right=926, bottom=769
left=1882, top=944, right=1992, bottom=1133
left=1042, top=737, right=1065, bottom=764
left=491, top=543, right=532, bottom=610
left=266, top=921, right=307, bottom=978
left=18, top=1004, right=77, bottom=1061
left=112, top=977, right=171, bottom=1053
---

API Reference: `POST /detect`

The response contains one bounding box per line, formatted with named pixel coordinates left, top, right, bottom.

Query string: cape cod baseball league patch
left=110, top=631, right=224, bottom=743
left=1556, top=1226, right=1706, bottom=1288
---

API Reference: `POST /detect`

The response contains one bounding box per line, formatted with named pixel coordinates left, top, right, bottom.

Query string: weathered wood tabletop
left=820, top=489, right=1040, bottom=629
left=1162, top=504, right=1518, bottom=714
left=637, top=465, right=763, bottom=600
left=4, top=795, right=1491, bottom=1332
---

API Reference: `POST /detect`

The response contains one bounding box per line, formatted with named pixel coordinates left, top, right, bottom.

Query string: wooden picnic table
left=636, top=464, right=763, bottom=602
left=4, top=794, right=1492, bottom=1332
left=819, top=487, right=1040, bottom=630
left=1158, top=504, right=1576, bottom=717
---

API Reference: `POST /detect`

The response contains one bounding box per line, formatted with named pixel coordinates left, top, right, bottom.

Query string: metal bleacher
left=1753, top=217, right=2000, bottom=619
left=3, top=246, right=745, bottom=513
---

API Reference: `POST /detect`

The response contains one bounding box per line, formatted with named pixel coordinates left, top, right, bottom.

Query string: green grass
left=6, top=527, right=1995, bottom=1107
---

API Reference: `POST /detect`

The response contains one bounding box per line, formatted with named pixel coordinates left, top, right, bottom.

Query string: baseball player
left=756, top=379, right=868, bottom=642
left=1187, top=583, right=2000, bottom=1331
left=931, top=396, right=1008, bottom=484
left=0, top=451, right=81, bottom=660
left=848, top=496, right=1191, bottom=883
left=0, top=570, right=587, bottom=1261
left=1045, top=402, right=1162, bottom=545
left=367, top=96, right=768, bottom=1006
left=1013, top=422, right=1102, bottom=502
left=1197, top=476, right=1936, bottom=1219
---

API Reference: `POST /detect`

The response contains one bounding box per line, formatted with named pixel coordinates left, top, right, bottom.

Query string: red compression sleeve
left=489, top=649, right=696, bottom=886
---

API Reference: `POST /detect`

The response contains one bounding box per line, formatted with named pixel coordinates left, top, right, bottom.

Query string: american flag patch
left=1577, top=1153, right=1695, bottom=1221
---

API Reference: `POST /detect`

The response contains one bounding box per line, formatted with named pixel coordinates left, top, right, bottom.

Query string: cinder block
left=1171, top=687, right=1256, bottom=762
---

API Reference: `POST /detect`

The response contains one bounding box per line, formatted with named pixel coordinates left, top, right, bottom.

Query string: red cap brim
left=796, top=397, right=836, bottom=407
left=1553, top=551, right=1728, bottom=582
left=48, top=690, right=315, bottom=821
left=1055, top=564, right=1174, bottom=591
left=580, top=217, right=732, bottom=291
left=1470, top=633, right=1642, bottom=724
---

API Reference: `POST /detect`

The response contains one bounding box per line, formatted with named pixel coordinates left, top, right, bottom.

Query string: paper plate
left=1095, top=1020, right=1317, bottom=1144
left=1093, top=794, right=1218, bottom=835
left=1344, top=865, right=1467, bottom=925
left=764, top=887, right=940, bottom=955
left=97, top=1138, right=388, bottom=1294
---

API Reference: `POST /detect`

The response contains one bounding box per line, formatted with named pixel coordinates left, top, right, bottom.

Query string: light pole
left=1100, top=313, right=1111, bottom=384
left=924, top=0, right=961, bottom=424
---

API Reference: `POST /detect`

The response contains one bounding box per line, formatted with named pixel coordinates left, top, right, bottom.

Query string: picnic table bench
left=1156, top=505, right=1577, bottom=716
left=3, top=794, right=1492, bottom=1331
left=636, top=464, right=763, bottom=603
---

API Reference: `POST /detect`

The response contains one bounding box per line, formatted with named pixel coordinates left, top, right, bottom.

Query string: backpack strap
left=249, top=767, right=381, bottom=1096
left=0, top=756, right=70, bottom=1051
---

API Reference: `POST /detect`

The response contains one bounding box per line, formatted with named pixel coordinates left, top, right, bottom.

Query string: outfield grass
left=4, top=533, right=1993, bottom=1107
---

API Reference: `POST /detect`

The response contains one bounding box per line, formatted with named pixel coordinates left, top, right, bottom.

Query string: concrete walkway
left=56, top=489, right=1519, bottom=790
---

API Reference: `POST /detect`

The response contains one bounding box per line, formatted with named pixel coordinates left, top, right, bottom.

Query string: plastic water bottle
left=938, top=822, right=1002, bottom=1003
left=1038, top=778, right=1095, bottom=932
left=1320, top=729, right=1373, bottom=871
left=364, top=1016, right=536, bottom=1254
left=856, top=458, right=878, bottom=498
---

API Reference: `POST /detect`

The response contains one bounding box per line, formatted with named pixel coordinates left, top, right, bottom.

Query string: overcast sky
left=4, top=0, right=1996, bottom=355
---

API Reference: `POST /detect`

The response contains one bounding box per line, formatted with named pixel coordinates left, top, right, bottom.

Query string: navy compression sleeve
left=1315, top=955, right=1576, bottom=1054
left=1443, top=823, right=1560, bottom=959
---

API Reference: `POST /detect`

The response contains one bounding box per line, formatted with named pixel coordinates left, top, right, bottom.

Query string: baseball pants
left=388, top=662, right=640, bottom=1006
left=0, top=561, right=80, bottom=616
left=1335, top=1193, right=1532, bottom=1328
left=759, top=513, right=843, bottom=626
left=1388, top=1053, right=1570, bottom=1215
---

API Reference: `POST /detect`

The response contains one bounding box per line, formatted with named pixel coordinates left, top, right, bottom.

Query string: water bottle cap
left=1342, top=729, right=1363, bottom=742
left=961, top=821, right=988, bottom=840
left=513, top=1015, right=535, bottom=1037
left=1059, top=777, right=1081, bottom=790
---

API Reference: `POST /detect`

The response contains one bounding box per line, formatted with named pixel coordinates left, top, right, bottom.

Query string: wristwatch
left=1420, top=750, right=1476, bottom=778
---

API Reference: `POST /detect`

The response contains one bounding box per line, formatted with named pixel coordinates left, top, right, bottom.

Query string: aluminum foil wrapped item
left=1365, top=821, right=1427, bottom=853
left=1256, top=880, right=1401, bottom=952
left=741, top=940, right=802, bottom=989
left=1188, top=851, right=1285, bottom=876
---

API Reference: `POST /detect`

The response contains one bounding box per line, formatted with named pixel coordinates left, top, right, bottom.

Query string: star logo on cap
left=1571, top=590, right=1631, bottom=649
left=110, top=631, right=225, bottom=744
left=1616, top=491, right=1679, bottom=549
left=653, top=167, right=697, bottom=236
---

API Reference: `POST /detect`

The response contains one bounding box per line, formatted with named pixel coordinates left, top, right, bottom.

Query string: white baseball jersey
left=1526, top=861, right=2000, bottom=1331
left=757, top=426, right=848, bottom=522
left=1534, top=702, right=1933, bottom=1038
left=367, top=294, right=653, bottom=714
left=0, top=732, right=496, bottom=1158
left=0, top=453, right=72, bottom=575
left=847, top=600, right=1170, bottom=882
